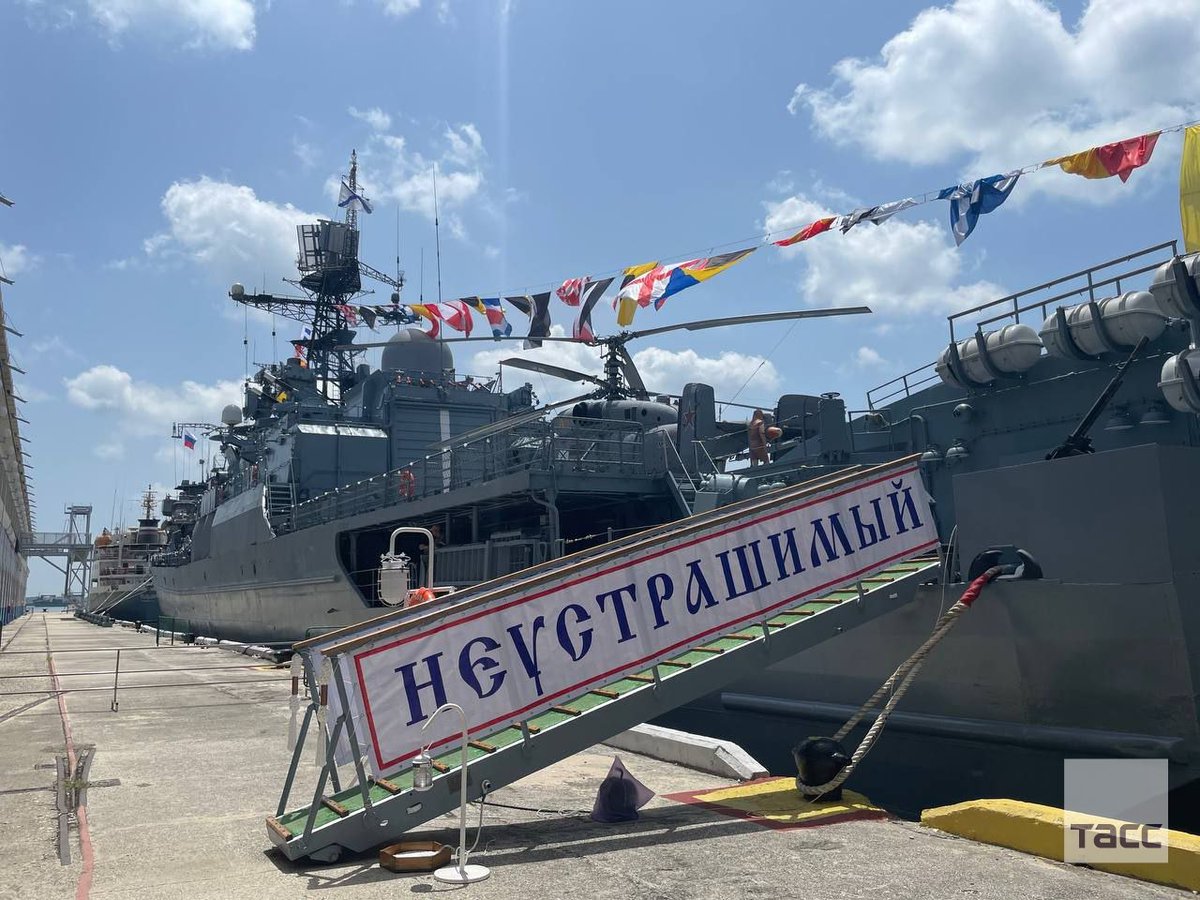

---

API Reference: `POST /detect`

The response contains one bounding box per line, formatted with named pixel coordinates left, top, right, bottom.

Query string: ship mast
left=224, top=150, right=410, bottom=403
left=346, top=149, right=359, bottom=232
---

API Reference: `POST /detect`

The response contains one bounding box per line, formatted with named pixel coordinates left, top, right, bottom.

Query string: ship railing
left=288, top=417, right=647, bottom=532
left=150, top=549, right=191, bottom=568
left=844, top=408, right=909, bottom=453
left=866, top=239, right=1179, bottom=409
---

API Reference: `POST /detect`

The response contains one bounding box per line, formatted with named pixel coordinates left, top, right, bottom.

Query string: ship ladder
left=266, top=460, right=942, bottom=863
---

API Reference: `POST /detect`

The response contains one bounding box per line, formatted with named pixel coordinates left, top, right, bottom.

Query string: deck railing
left=288, top=416, right=647, bottom=532
left=867, top=240, right=1180, bottom=409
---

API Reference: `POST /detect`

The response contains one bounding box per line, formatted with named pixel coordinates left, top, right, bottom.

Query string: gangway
left=19, top=505, right=92, bottom=603
left=268, top=457, right=941, bottom=862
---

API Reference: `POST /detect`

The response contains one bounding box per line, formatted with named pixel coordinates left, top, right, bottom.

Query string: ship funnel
left=1039, top=291, right=1166, bottom=360
left=935, top=324, right=1042, bottom=388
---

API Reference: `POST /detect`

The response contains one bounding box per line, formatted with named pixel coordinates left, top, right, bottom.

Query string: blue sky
left=2, top=0, right=1196, bottom=593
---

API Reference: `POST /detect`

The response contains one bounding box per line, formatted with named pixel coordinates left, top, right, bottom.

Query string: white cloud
left=349, top=106, right=393, bottom=133
left=15, top=383, right=51, bottom=404
left=764, top=193, right=1005, bottom=316
left=792, top=0, right=1200, bottom=200
left=376, top=0, right=421, bottom=16
left=467, top=327, right=779, bottom=405
left=144, top=177, right=320, bottom=287
left=351, top=125, right=488, bottom=238
left=0, top=243, right=35, bottom=278
left=82, top=0, right=255, bottom=50
left=443, top=123, right=484, bottom=167
left=64, top=364, right=242, bottom=437
left=292, top=137, right=318, bottom=171
left=94, top=441, right=124, bottom=460
left=853, top=346, right=887, bottom=368
left=29, top=335, right=83, bottom=361
left=17, top=1, right=80, bottom=30
left=435, top=0, right=454, bottom=24
left=634, top=347, right=779, bottom=400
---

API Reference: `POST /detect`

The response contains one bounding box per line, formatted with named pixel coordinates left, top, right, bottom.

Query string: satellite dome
left=381, top=328, right=454, bottom=375
left=221, top=404, right=242, bottom=426
left=230, top=283, right=245, bottom=299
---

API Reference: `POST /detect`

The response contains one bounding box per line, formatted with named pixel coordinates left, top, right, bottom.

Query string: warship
left=84, top=487, right=164, bottom=622
left=150, top=153, right=1200, bottom=820
left=150, top=152, right=866, bottom=642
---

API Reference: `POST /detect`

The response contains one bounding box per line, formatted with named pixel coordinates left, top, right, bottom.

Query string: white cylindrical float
left=1159, top=351, right=1200, bottom=413
left=935, top=323, right=1043, bottom=387
left=1039, top=291, right=1166, bottom=359
left=1149, top=254, right=1200, bottom=320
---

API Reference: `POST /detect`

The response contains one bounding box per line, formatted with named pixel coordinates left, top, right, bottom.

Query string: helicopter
left=344, top=305, right=872, bottom=465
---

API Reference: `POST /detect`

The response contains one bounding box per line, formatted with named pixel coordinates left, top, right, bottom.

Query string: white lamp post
left=414, top=702, right=490, bottom=885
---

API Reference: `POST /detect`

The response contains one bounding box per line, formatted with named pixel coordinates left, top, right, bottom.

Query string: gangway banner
left=330, top=463, right=938, bottom=774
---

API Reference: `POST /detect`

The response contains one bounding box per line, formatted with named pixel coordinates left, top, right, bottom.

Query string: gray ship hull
left=662, top=577, right=1200, bottom=817
left=154, top=518, right=373, bottom=644
left=667, top=443, right=1200, bottom=820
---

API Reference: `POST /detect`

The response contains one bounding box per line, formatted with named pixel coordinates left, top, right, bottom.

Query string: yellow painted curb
left=665, top=777, right=887, bottom=829
left=922, top=799, right=1200, bottom=892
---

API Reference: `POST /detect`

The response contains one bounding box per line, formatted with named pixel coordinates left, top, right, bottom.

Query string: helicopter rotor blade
left=425, top=392, right=594, bottom=450
left=337, top=334, right=588, bottom=351
left=613, top=343, right=649, bottom=399
left=625, top=306, right=872, bottom=341
left=501, top=357, right=608, bottom=389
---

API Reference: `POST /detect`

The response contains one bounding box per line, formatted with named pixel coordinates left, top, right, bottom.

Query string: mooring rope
left=797, top=566, right=1002, bottom=798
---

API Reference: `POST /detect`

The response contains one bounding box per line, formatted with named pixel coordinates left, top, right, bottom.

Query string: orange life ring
left=405, top=587, right=436, bottom=608
left=398, top=468, right=415, bottom=499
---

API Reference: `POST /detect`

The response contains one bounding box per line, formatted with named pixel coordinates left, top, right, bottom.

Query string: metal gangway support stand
left=19, top=504, right=93, bottom=604
left=267, top=457, right=943, bottom=863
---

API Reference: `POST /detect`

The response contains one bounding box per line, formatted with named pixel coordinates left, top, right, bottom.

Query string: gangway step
left=268, top=554, right=940, bottom=862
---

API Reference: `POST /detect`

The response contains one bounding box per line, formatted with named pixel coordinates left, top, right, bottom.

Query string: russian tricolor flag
left=183, top=432, right=196, bottom=450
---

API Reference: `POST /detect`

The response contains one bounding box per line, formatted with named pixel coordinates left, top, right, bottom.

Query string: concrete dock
left=0, top=613, right=1187, bottom=899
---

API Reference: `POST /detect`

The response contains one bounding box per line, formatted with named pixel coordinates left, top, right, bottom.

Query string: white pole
left=423, top=703, right=490, bottom=884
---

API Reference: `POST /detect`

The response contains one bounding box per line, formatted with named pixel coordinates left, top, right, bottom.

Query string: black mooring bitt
left=793, top=736, right=850, bottom=802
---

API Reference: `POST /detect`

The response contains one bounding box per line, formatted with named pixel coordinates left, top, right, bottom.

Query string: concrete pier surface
left=0, top=613, right=1187, bottom=899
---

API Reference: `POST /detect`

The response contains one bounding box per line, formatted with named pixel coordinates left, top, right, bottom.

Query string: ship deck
left=0, top=613, right=1185, bottom=899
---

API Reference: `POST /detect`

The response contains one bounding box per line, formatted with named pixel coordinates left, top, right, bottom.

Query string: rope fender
left=795, top=566, right=1003, bottom=800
